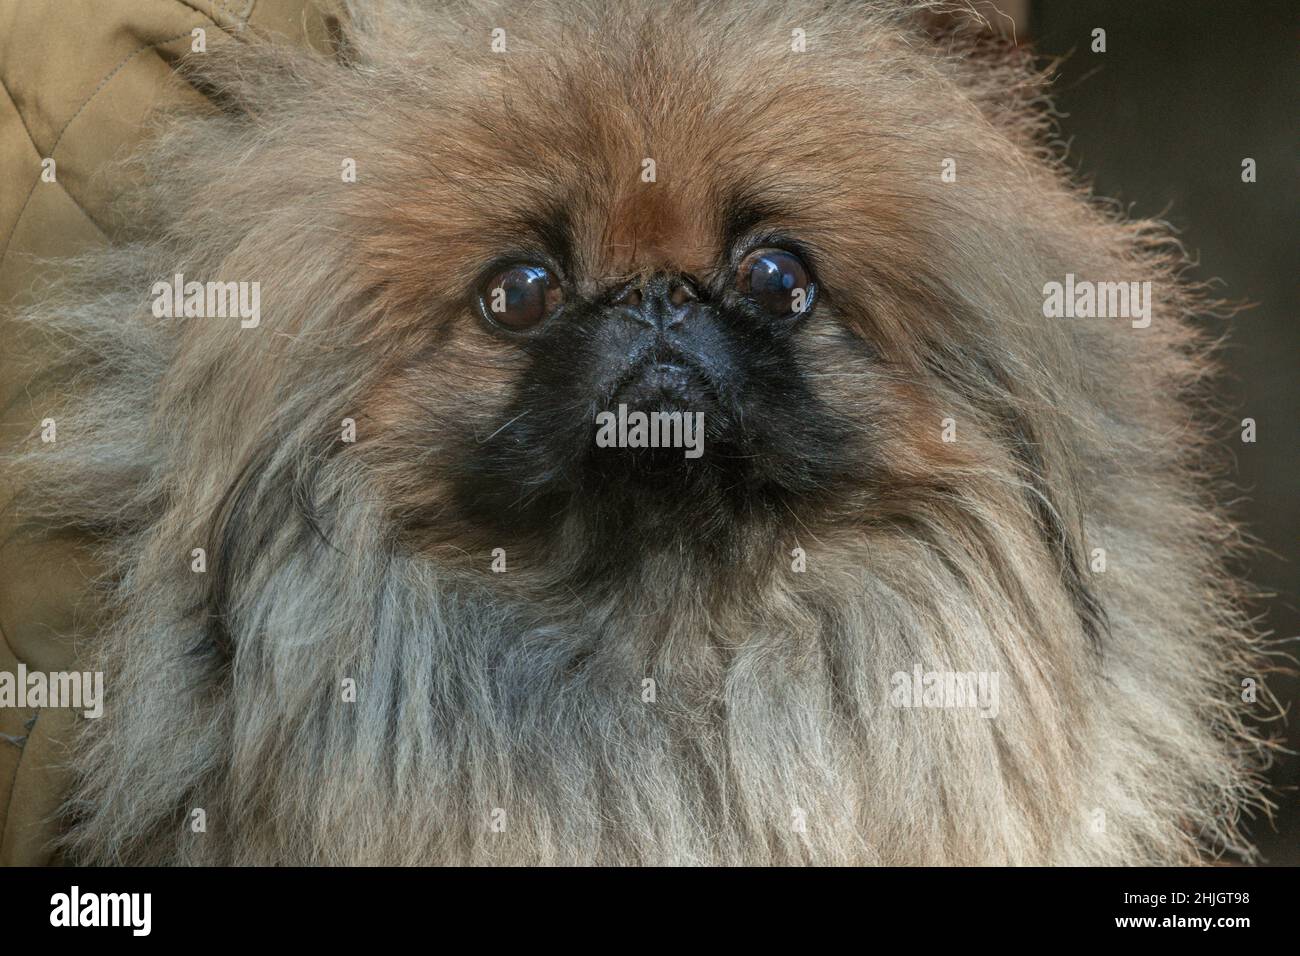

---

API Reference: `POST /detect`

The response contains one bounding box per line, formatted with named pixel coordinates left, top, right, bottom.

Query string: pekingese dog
left=8, top=0, right=1274, bottom=864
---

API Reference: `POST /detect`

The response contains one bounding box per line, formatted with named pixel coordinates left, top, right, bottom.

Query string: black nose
left=614, top=273, right=698, bottom=331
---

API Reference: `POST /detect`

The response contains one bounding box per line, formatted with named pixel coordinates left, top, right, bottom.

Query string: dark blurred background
left=1005, top=0, right=1299, bottom=864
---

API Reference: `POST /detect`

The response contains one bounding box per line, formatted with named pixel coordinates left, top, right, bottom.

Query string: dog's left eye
left=735, top=249, right=812, bottom=316
left=479, top=264, right=563, bottom=331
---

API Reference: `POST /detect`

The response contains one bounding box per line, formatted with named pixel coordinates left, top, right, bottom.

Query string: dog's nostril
left=613, top=274, right=696, bottom=313
left=668, top=284, right=695, bottom=307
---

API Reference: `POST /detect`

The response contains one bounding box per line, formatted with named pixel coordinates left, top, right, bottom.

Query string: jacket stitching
left=0, top=616, right=39, bottom=860
left=0, top=25, right=209, bottom=266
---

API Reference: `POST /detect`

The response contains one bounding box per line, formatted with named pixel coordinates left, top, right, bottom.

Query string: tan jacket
left=0, top=0, right=336, bottom=866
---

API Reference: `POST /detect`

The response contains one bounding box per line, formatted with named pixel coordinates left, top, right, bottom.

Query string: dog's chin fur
left=5, top=0, right=1276, bottom=864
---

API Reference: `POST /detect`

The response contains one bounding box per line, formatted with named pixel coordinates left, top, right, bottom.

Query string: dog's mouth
left=587, top=352, right=716, bottom=476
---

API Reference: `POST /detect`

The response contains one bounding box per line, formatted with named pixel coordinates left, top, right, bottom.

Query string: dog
left=5, top=0, right=1272, bottom=864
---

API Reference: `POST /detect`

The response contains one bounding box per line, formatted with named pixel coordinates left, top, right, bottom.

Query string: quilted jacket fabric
left=0, top=0, right=336, bottom=865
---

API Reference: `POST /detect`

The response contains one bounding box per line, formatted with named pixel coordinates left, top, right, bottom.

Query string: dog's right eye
left=479, top=264, right=563, bottom=331
left=735, top=248, right=812, bottom=317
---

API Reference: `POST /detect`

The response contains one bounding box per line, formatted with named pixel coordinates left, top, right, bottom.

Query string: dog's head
left=204, top=3, right=1098, bottom=584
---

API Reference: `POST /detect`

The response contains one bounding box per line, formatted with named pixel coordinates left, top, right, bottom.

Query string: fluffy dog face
left=445, top=240, right=865, bottom=558
left=333, top=24, right=1004, bottom=573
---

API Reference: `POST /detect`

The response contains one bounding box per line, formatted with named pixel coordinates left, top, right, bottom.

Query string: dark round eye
left=479, top=264, right=563, bottom=331
left=735, top=248, right=812, bottom=316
